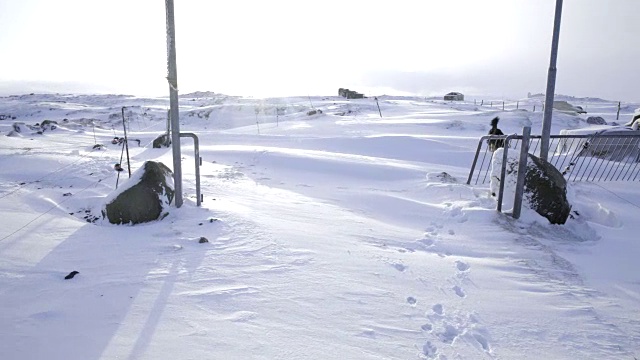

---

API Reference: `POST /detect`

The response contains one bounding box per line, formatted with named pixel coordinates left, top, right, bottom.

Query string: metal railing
left=180, top=133, right=202, bottom=206
left=468, top=132, right=640, bottom=186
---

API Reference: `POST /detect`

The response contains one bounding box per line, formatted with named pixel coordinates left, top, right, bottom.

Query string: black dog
left=487, top=117, right=504, bottom=152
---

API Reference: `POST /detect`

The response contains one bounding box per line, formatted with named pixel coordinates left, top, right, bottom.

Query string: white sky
left=0, top=0, right=639, bottom=101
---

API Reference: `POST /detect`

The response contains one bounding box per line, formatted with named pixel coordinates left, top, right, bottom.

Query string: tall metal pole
left=165, top=0, right=183, bottom=207
left=540, top=0, right=563, bottom=161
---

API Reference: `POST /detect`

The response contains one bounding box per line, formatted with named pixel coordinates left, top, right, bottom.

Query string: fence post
left=517, top=101, right=519, bottom=110
left=496, top=135, right=515, bottom=212
left=616, top=101, right=621, bottom=120
left=512, top=127, right=531, bottom=219
left=481, top=100, right=484, bottom=106
left=490, top=102, right=493, bottom=107
left=533, top=105, right=536, bottom=112
left=503, top=101, right=505, bottom=110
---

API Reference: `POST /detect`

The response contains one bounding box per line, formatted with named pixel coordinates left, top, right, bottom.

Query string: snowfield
left=0, top=92, right=639, bottom=359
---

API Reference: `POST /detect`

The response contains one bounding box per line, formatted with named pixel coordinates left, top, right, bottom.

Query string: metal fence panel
left=467, top=133, right=640, bottom=185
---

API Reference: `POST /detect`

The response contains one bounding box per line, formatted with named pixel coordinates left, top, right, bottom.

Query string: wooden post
left=375, top=97, right=382, bottom=118
left=481, top=100, right=484, bottom=106
left=490, top=102, right=493, bottom=107
left=616, top=101, right=621, bottom=120
left=517, top=101, right=519, bottom=110
left=502, top=101, right=505, bottom=111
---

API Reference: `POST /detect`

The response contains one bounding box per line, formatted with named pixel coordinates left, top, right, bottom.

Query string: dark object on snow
left=338, top=88, right=365, bottom=99
left=586, top=116, right=607, bottom=125
left=444, top=92, right=464, bottom=101
left=93, top=144, right=104, bottom=149
left=487, top=117, right=505, bottom=152
left=153, top=133, right=171, bottom=148
left=40, top=120, right=57, bottom=131
left=64, top=271, right=79, bottom=280
left=103, top=161, right=174, bottom=225
left=524, top=154, right=572, bottom=225
left=198, top=237, right=209, bottom=243
left=114, top=163, right=124, bottom=172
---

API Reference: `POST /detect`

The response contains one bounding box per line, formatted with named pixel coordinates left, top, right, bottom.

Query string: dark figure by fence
left=488, top=116, right=504, bottom=152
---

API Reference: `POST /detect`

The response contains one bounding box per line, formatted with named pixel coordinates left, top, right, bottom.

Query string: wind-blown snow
left=0, top=93, right=639, bottom=359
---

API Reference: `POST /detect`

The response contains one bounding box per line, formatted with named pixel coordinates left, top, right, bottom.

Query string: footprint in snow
left=393, top=263, right=407, bottom=272
left=421, top=341, right=439, bottom=359
left=473, top=332, right=491, bottom=352
left=432, top=304, right=444, bottom=316
left=455, top=260, right=470, bottom=272
left=438, top=323, right=460, bottom=344
left=407, top=296, right=417, bottom=306
left=453, top=285, right=466, bottom=298
left=421, top=323, right=433, bottom=332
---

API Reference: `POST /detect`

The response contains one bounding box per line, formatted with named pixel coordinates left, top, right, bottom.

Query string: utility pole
left=165, top=0, right=183, bottom=207
left=540, top=0, right=563, bottom=161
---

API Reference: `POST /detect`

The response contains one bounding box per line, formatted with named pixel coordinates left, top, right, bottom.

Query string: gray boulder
left=524, top=155, right=572, bottom=224
left=103, top=161, right=174, bottom=225
left=490, top=150, right=571, bottom=224
left=586, top=116, right=606, bottom=125
left=153, top=133, right=171, bottom=148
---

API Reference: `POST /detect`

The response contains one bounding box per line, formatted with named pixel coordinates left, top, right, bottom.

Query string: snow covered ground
left=0, top=92, right=639, bottom=359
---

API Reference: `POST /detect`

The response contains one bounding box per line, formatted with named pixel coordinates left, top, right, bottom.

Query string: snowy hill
left=1, top=93, right=639, bottom=359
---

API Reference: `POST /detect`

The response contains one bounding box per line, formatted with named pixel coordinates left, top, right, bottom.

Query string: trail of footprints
left=397, top=205, right=492, bottom=359
left=409, top=259, right=491, bottom=359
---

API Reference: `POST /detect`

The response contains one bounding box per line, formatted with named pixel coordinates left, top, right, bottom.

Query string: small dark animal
left=487, top=116, right=505, bottom=152
left=64, top=271, right=79, bottom=280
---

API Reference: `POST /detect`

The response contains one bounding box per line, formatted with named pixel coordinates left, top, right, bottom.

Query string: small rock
left=198, top=237, right=209, bottom=244
left=64, top=271, right=79, bottom=280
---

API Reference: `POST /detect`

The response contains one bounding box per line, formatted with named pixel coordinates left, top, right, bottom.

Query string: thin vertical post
left=121, top=107, right=131, bottom=178
left=513, top=127, right=531, bottom=219
left=616, top=101, right=621, bottom=120
left=375, top=97, right=382, bottom=118
left=540, top=0, right=563, bottom=161
left=166, top=0, right=183, bottom=207
left=497, top=135, right=515, bottom=212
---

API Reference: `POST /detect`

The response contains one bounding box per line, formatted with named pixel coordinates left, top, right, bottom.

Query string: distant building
left=444, top=92, right=464, bottom=101
left=338, top=88, right=365, bottom=99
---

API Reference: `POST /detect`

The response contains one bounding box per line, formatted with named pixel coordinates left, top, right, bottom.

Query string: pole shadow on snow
left=0, top=217, right=208, bottom=360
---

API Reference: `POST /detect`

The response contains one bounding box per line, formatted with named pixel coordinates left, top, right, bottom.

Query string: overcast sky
left=0, top=0, right=638, bottom=101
